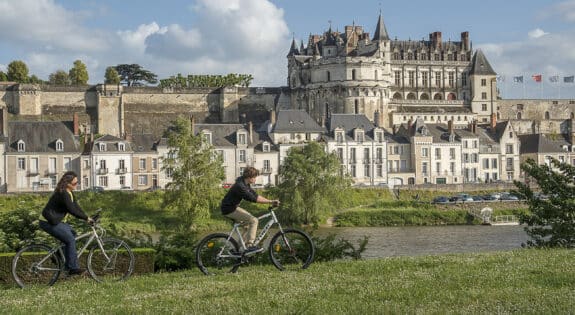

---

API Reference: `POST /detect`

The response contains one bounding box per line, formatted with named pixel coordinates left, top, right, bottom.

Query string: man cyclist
left=220, top=167, right=279, bottom=254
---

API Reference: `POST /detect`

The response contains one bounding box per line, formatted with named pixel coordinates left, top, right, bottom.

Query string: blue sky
left=1, top=0, right=574, bottom=99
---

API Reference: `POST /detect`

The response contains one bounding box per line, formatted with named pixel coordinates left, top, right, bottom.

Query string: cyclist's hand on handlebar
left=271, top=200, right=280, bottom=207
left=87, top=217, right=95, bottom=225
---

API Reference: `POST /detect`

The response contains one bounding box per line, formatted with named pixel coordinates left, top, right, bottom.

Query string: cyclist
left=39, top=171, right=93, bottom=275
left=221, top=166, right=279, bottom=254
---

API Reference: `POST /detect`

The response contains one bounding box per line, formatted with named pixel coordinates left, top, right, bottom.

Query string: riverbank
left=1, top=248, right=573, bottom=313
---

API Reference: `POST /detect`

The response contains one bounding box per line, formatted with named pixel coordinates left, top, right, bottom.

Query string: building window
left=239, top=150, right=246, bottom=163
left=327, top=71, right=331, bottom=82
left=350, top=148, right=356, bottom=164
left=421, top=72, right=428, bottom=87
left=422, top=148, right=428, bottom=157
left=450, top=162, right=456, bottom=174
left=506, top=144, right=514, bottom=154
left=395, top=71, right=401, bottom=86
left=118, top=143, right=125, bottom=151
left=17, top=158, right=26, bottom=170
left=49, top=158, right=57, bottom=174
left=350, top=165, right=356, bottom=177
left=436, top=162, right=441, bottom=174
left=450, top=148, right=456, bottom=159
left=99, top=176, right=108, bottom=187
left=355, top=131, right=364, bottom=143
left=263, top=160, right=271, bottom=173
left=492, top=158, right=498, bottom=168
left=17, top=140, right=25, bottom=152
left=364, top=148, right=370, bottom=162
left=364, top=165, right=370, bottom=177
left=422, top=162, right=428, bottom=175
left=375, top=131, right=383, bottom=143
left=263, top=142, right=270, bottom=152
left=99, top=143, right=106, bottom=151
left=462, top=73, right=467, bottom=87
left=481, top=79, right=487, bottom=86
left=30, top=158, right=38, bottom=173
left=435, top=72, right=441, bottom=87
left=482, top=104, right=487, bottom=111
left=483, top=158, right=490, bottom=169
left=56, top=140, right=64, bottom=151
left=238, top=133, right=246, bottom=145
left=64, top=157, right=72, bottom=170
left=435, top=148, right=441, bottom=159
left=138, top=175, right=148, bottom=186
left=120, top=176, right=125, bottom=186
left=408, top=71, right=415, bottom=87
left=448, top=72, right=454, bottom=87
left=481, top=92, right=487, bottom=100
left=352, top=69, right=356, bottom=80
left=139, top=158, right=146, bottom=170
left=377, top=164, right=383, bottom=177
left=336, top=131, right=344, bottom=143
left=337, top=148, right=344, bottom=162
left=152, top=158, right=158, bottom=170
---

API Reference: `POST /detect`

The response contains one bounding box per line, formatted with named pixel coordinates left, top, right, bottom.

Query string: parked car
left=87, top=186, right=104, bottom=193
left=432, top=196, right=450, bottom=204
left=500, top=193, right=519, bottom=201
left=472, top=195, right=485, bottom=202
left=482, top=194, right=498, bottom=201
left=450, top=194, right=474, bottom=203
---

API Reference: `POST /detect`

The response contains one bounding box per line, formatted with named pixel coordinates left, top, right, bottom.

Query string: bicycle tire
left=196, top=233, right=240, bottom=275
left=87, top=238, right=134, bottom=283
left=269, top=229, right=315, bottom=271
left=12, top=243, right=63, bottom=288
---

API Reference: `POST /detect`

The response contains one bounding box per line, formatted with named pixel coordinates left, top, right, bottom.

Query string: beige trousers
left=225, top=207, right=258, bottom=246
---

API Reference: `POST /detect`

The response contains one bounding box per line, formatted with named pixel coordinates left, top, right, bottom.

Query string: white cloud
left=528, top=28, right=548, bottom=39
left=547, top=0, right=575, bottom=22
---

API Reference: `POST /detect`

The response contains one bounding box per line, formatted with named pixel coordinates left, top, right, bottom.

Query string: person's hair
left=55, top=171, right=78, bottom=192
left=242, top=166, right=259, bottom=179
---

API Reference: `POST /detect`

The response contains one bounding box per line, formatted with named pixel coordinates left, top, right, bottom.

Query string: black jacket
left=42, top=191, right=89, bottom=225
left=220, top=177, right=258, bottom=215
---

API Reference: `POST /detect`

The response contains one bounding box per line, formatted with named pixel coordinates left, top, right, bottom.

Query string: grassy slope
left=1, top=248, right=573, bottom=314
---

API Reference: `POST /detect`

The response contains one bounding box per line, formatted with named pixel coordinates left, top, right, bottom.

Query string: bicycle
left=11, top=209, right=135, bottom=288
left=196, top=204, right=315, bottom=275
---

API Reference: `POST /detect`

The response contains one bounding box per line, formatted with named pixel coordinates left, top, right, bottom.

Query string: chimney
left=461, top=32, right=470, bottom=51
left=472, top=120, right=477, bottom=134
left=0, top=107, right=7, bottom=136
left=190, top=115, right=195, bottom=134
left=490, top=113, right=497, bottom=131
left=248, top=121, right=253, bottom=144
left=448, top=119, right=454, bottom=134
left=73, top=113, right=79, bottom=136
left=270, top=110, right=276, bottom=125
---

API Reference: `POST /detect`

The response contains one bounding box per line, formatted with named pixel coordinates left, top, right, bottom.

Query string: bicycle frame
left=227, top=208, right=285, bottom=251
left=36, top=224, right=107, bottom=271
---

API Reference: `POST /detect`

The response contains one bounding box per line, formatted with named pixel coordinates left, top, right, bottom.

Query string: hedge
left=0, top=248, right=155, bottom=286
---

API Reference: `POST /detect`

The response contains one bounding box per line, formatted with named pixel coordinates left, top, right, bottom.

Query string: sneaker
left=68, top=268, right=86, bottom=275
left=243, top=246, right=264, bottom=255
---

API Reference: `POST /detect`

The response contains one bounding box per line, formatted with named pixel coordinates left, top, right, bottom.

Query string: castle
left=1, top=13, right=574, bottom=192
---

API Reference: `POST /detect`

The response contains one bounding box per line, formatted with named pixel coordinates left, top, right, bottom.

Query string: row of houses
left=1, top=109, right=572, bottom=193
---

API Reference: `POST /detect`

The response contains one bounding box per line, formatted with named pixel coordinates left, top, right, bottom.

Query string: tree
left=162, top=116, right=225, bottom=227
left=514, top=158, right=575, bottom=248
left=0, top=71, right=7, bottom=81
left=7, top=60, right=29, bottom=83
left=104, top=66, right=121, bottom=84
left=28, top=74, right=43, bottom=84
left=114, top=64, right=158, bottom=87
left=49, top=70, right=70, bottom=85
left=274, top=142, right=352, bottom=225
left=68, top=59, right=89, bottom=85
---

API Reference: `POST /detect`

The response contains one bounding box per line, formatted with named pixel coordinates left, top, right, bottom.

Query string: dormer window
left=238, top=132, right=247, bottom=145
left=99, top=143, right=107, bottom=151
left=335, top=130, right=344, bottom=143
left=55, top=139, right=64, bottom=151
left=375, top=130, right=384, bottom=143
left=355, top=129, right=364, bottom=143
left=118, top=143, right=125, bottom=151
left=262, top=142, right=270, bottom=152
left=202, top=130, right=212, bottom=145
left=17, top=140, right=25, bottom=152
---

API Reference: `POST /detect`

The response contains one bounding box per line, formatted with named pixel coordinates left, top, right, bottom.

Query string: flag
left=532, top=74, right=542, bottom=82
left=564, top=76, right=575, bottom=83
left=496, top=75, right=505, bottom=82
left=549, top=75, right=559, bottom=83
left=513, top=76, right=523, bottom=83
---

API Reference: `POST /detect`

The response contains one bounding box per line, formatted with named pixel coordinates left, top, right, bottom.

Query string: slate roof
left=469, top=49, right=496, bottom=76
left=372, top=13, right=390, bottom=41
left=92, top=134, right=133, bottom=152
left=272, top=110, right=325, bottom=133
left=518, top=134, right=570, bottom=154
left=7, top=121, right=78, bottom=153
left=131, top=134, right=158, bottom=153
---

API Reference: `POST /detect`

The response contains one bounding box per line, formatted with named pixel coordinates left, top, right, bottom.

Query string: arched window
left=420, top=93, right=429, bottom=100
left=433, top=93, right=443, bottom=100
left=407, top=93, right=416, bottom=100
left=447, top=93, right=456, bottom=100
left=517, top=112, right=522, bottom=120
left=393, top=92, right=403, bottom=100
left=17, top=140, right=25, bottom=152
left=56, top=139, right=64, bottom=151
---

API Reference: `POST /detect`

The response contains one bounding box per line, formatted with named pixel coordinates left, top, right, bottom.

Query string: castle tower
left=469, top=50, right=497, bottom=123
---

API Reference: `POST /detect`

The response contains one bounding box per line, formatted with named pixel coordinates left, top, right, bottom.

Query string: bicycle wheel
left=269, top=229, right=315, bottom=271
left=196, top=233, right=240, bottom=276
left=87, top=238, right=134, bottom=283
left=12, top=243, right=63, bottom=288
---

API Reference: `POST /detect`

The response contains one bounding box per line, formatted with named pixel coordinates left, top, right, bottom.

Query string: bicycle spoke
left=12, top=244, right=62, bottom=288
left=269, top=229, right=315, bottom=271
left=87, top=238, right=134, bottom=283
left=196, top=233, right=240, bottom=275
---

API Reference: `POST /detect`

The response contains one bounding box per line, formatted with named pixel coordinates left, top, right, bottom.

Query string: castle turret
left=372, top=13, right=390, bottom=41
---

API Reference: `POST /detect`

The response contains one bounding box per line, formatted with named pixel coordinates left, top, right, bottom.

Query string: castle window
left=462, top=73, right=467, bottom=86
left=481, top=79, right=487, bottom=86
left=434, top=54, right=440, bottom=61
left=17, top=140, right=25, bottom=152
left=352, top=69, right=356, bottom=80
left=545, top=112, right=550, bottom=120
left=327, top=71, right=331, bottom=82
left=393, top=52, right=399, bottom=59
left=407, top=52, right=413, bottom=60
left=354, top=99, right=359, bottom=114
left=374, top=70, right=378, bottom=80
left=394, top=71, right=401, bottom=86
left=447, top=54, right=453, bottom=61
left=56, top=139, right=64, bottom=152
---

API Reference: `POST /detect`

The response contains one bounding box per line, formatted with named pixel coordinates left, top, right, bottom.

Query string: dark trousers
left=39, top=221, right=79, bottom=270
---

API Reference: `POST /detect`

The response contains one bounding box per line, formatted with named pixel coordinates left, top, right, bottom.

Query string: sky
left=1, top=0, right=575, bottom=99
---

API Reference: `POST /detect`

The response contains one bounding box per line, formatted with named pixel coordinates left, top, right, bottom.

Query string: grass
left=1, top=248, right=574, bottom=314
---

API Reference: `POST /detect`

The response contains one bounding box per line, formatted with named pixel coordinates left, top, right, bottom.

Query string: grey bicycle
left=196, top=205, right=315, bottom=275
left=11, top=209, right=134, bottom=288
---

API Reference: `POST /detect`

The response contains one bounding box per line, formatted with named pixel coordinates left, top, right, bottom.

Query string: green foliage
left=159, top=73, right=253, bottom=88
left=153, top=231, right=198, bottom=271
left=7, top=60, right=29, bottom=83
left=0, top=207, right=52, bottom=252
left=335, top=208, right=469, bottom=226
left=274, top=142, right=352, bottom=226
left=514, top=158, right=575, bottom=247
left=49, top=70, right=70, bottom=85
left=104, top=66, right=121, bottom=84
left=162, top=116, right=225, bottom=227
left=0, top=71, right=9, bottom=81
left=114, top=64, right=158, bottom=86
left=68, top=59, right=89, bottom=85
left=312, top=234, right=369, bottom=261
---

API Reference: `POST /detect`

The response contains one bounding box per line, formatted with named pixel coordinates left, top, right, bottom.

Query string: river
left=314, top=225, right=529, bottom=259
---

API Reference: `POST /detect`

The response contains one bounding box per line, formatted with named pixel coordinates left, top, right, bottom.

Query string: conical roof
left=469, top=50, right=496, bottom=75
left=372, top=13, right=390, bottom=41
